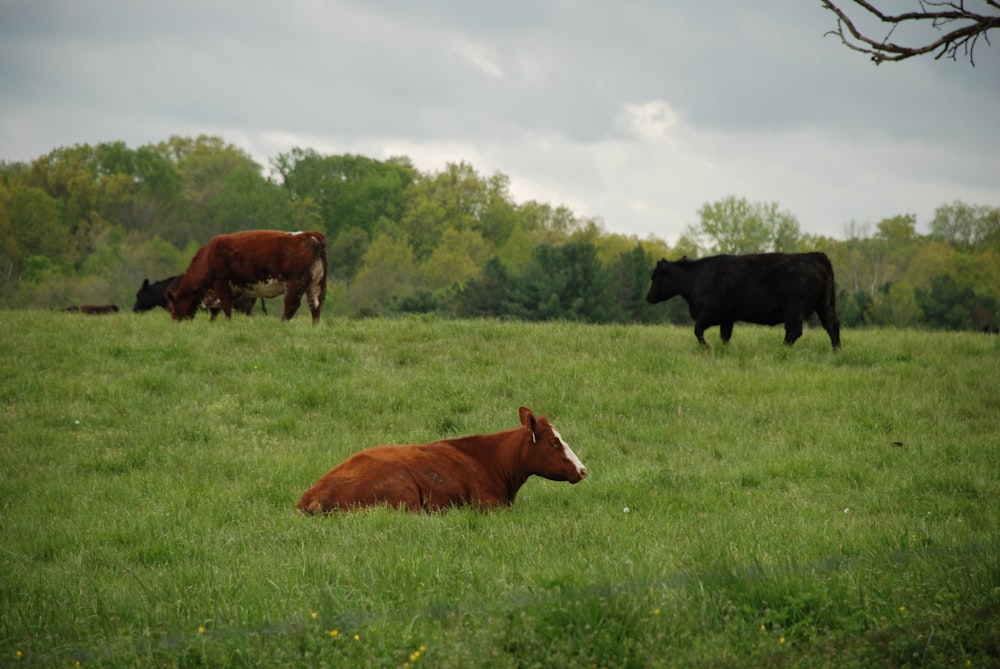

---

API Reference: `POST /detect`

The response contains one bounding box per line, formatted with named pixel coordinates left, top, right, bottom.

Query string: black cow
left=646, top=252, right=841, bottom=349
left=133, top=276, right=182, bottom=313
left=133, top=275, right=263, bottom=318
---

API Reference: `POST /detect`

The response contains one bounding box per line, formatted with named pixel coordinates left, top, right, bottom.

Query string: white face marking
left=552, top=427, right=587, bottom=478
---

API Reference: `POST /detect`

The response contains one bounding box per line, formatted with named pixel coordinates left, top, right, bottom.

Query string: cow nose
left=579, top=465, right=588, bottom=479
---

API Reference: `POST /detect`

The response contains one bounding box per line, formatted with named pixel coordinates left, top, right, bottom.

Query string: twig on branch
left=821, top=0, right=1000, bottom=65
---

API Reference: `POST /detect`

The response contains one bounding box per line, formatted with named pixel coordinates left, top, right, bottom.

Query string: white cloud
left=618, top=100, right=681, bottom=143
left=453, top=37, right=506, bottom=79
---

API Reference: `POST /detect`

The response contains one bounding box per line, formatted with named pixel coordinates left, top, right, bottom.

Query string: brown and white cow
left=166, top=230, right=328, bottom=323
left=297, top=407, right=587, bottom=513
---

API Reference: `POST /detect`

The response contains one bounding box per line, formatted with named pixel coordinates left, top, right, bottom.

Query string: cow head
left=133, top=278, right=166, bottom=312
left=646, top=257, right=682, bottom=304
left=133, top=275, right=182, bottom=313
left=519, top=406, right=587, bottom=484
left=165, top=287, right=199, bottom=320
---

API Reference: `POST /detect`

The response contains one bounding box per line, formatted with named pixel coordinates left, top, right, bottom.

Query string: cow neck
left=446, top=427, right=532, bottom=503
left=674, top=261, right=700, bottom=300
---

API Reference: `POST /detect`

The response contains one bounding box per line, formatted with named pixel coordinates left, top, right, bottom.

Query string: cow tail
left=305, top=232, right=328, bottom=267
left=318, top=233, right=329, bottom=278
left=309, top=232, right=329, bottom=306
left=818, top=253, right=836, bottom=306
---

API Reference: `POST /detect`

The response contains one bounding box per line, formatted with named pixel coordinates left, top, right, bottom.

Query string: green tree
left=929, top=201, right=1000, bottom=252
left=453, top=257, right=514, bottom=318
left=1, top=183, right=72, bottom=278
left=510, top=240, right=617, bottom=322
left=118, top=145, right=184, bottom=238
left=399, top=162, right=516, bottom=259
left=274, top=150, right=417, bottom=239
left=208, top=162, right=291, bottom=233
left=915, top=274, right=996, bottom=331
left=608, top=243, right=660, bottom=323
left=345, top=232, right=419, bottom=316
left=685, top=196, right=801, bottom=255
left=328, top=227, right=371, bottom=282
left=866, top=282, right=923, bottom=328
left=831, top=218, right=912, bottom=298
left=420, top=228, right=492, bottom=294
left=157, top=135, right=273, bottom=245
left=22, top=144, right=137, bottom=266
left=118, top=231, right=189, bottom=300
left=836, top=288, right=873, bottom=328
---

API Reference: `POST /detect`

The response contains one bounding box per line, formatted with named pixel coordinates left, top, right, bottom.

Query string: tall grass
left=1, top=311, right=997, bottom=667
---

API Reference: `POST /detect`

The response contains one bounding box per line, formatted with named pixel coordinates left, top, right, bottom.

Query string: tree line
left=1, top=135, right=997, bottom=331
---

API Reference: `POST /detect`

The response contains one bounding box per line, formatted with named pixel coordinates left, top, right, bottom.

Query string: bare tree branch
left=821, top=0, right=1000, bottom=65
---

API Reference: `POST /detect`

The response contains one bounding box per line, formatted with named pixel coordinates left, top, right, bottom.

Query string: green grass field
left=1, top=310, right=998, bottom=668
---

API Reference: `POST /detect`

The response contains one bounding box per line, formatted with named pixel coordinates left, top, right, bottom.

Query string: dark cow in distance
left=133, top=275, right=261, bottom=318
left=166, top=230, right=328, bottom=323
left=646, top=252, right=841, bottom=349
left=297, top=406, right=588, bottom=513
left=65, top=304, right=119, bottom=315
left=133, top=276, right=180, bottom=313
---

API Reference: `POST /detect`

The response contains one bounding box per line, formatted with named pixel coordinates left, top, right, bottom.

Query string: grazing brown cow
left=65, top=304, right=119, bottom=314
left=166, top=230, right=328, bottom=323
left=297, top=407, right=588, bottom=513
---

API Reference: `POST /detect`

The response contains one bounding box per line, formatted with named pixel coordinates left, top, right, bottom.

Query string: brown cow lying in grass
left=297, top=407, right=587, bottom=513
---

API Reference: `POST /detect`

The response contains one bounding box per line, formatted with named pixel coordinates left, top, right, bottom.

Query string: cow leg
left=306, top=281, right=324, bottom=325
left=693, top=323, right=709, bottom=346
left=214, top=282, right=234, bottom=320
left=719, top=321, right=735, bottom=344
left=816, top=305, right=842, bottom=350
left=281, top=287, right=303, bottom=321
left=783, top=318, right=804, bottom=346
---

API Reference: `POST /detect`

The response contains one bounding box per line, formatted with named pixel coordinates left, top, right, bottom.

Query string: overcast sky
left=2, top=1, right=998, bottom=242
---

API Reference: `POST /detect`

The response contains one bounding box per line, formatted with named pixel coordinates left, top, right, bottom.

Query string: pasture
left=0, top=310, right=997, bottom=668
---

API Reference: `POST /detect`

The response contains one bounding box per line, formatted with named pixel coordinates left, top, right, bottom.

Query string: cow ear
left=518, top=407, right=537, bottom=443
left=142, top=279, right=150, bottom=288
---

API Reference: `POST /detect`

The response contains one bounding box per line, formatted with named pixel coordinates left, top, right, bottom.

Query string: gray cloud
left=1, top=0, right=997, bottom=241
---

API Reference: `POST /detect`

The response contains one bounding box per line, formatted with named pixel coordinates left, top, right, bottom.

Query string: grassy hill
left=1, top=310, right=997, bottom=667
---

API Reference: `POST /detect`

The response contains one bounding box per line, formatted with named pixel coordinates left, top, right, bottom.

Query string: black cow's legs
left=783, top=319, right=804, bottom=346
left=816, top=306, right=842, bottom=350
left=720, top=322, right=734, bottom=344
left=694, top=323, right=709, bottom=346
